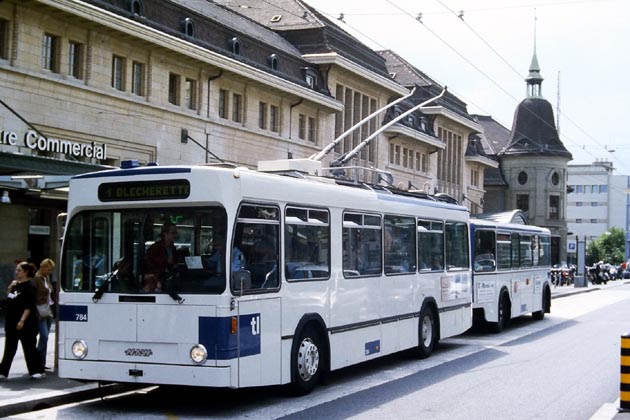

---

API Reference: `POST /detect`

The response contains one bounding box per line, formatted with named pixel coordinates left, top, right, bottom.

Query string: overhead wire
left=382, top=0, right=581, bottom=160
left=336, top=0, right=619, bottom=17
left=265, top=0, right=627, bottom=172
left=318, top=0, right=629, bottom=172
left=429, top=0, right=630, bottom=172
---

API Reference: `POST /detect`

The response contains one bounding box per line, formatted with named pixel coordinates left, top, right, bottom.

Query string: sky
left=305, top=0, right=630, bottom=175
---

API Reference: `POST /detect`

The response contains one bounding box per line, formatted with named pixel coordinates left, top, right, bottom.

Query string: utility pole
left=625, top=175, right=629, bottom=261
left=556, top=71, right=561, bottom=135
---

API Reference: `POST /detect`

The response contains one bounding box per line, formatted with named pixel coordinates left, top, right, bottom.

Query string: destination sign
left=98, top=180, right=190, bottom=202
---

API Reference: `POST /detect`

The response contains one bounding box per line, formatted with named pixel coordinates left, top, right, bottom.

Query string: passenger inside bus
left=113, top=257, right=137, bottom=293
left=203, top=233, right=245, bottom=275
left=142, top=221, right=178, bottom=292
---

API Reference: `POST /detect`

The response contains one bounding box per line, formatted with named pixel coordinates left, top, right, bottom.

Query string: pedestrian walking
left=0, top=262, right=45, bottom=380
left=33, top=258, right=56, bottom=369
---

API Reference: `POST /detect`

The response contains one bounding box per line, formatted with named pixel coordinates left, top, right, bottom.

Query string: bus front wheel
left=416, top=305, right=437, bottom=359
left=290, top=325, right=323, bottom=395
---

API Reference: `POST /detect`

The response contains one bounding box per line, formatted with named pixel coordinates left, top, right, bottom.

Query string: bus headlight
left=71, top=340, right=88, bottom=359
left=190, top=344, right=207, bottom=364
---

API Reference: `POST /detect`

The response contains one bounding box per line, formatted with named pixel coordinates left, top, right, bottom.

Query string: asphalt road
left=10, top=283, right=630, bottom=420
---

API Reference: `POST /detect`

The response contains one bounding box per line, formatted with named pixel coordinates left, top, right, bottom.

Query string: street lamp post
left=625, top=175, right=629, bottom=261
left=576, top=234, right=586, bottom=287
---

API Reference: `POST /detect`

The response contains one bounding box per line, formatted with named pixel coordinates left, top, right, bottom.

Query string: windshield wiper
left=163, top=273, right=185, bottom=304
left=92, top=268, right=118, bottom=303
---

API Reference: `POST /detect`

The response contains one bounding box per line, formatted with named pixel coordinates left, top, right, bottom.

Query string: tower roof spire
left=526, top=12, right=543, bottom=97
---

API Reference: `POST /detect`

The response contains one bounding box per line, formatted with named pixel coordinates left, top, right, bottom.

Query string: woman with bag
left=0, top=262, right=45, bottom=380
left=33, top=258, right=56, bottom=369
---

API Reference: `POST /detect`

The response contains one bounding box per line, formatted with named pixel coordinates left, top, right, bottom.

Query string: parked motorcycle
left=587, top=261, right=609, bottom=285
left=551, top=263, right=574, bottom=286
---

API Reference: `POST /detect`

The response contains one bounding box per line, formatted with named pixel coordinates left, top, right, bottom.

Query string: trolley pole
left=621, top=332, right=630, bottom=412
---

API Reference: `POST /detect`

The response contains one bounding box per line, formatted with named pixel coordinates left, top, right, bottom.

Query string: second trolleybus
left=470, top=218, right=552, bottom=332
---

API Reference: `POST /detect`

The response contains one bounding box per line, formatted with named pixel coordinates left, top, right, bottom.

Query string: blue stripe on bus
left=365, top=340, right=380, bottom=355
left=198, top=314, right=261, bottom=360
left=59, top=305, right=88, bottom=322
left=73, top=167, right=192, bottom=179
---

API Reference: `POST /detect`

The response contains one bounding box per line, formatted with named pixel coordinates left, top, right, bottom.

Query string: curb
left=552, top=286, right=600, bottom=299
left=0, top=382, right=144, bottom=418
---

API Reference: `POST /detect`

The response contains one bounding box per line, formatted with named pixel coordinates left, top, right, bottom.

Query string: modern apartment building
left=566, top=160, right=630, bottom=262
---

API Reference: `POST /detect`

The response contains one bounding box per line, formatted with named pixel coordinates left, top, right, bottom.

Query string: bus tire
left=533, top=286, right=550, bottom=320
left=290, top=325, right=323, bottom=396
left=416, top=305, right=437, bottom=359
left=489, top=291, right=509, bottom=333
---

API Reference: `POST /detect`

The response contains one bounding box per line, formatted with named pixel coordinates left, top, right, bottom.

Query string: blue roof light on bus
left=120, top=160, right=140, bottom=169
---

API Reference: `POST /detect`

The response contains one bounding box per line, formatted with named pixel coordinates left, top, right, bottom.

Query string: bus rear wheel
left=416, top=305, right=437, bottom=359
left=489, top=291, right=509, bottom=333
left=533, top=287, right=550, bottom=320
left=290, top=325, right=323, bottom=395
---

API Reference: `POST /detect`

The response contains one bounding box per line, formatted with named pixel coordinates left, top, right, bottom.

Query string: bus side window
left=343, top=212, right=382, bottom=277
left=234, top=204, right=280, bottom=291
left=418, top=219, right=444, bottom=272
left=284, top=207, right=330, bottom=281
left=474, top=230, right=496, bottom=272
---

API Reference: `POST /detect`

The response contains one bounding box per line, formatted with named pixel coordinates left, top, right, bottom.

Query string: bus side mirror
left=231, top=270, right=251, bottom=292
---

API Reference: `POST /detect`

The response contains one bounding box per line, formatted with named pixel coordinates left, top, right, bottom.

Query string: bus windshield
left=60, top=207, right=228, bottom=295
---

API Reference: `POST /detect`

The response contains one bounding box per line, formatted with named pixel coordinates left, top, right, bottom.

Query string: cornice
left=421, top=106, right=482, bottom=132
left=465, top=155, right=499, bottom=169
left=384, top=125, right=444, bottom=150
left=302, top=52, right=408, bottom=96
left=37, top=0, right=342, bottom=111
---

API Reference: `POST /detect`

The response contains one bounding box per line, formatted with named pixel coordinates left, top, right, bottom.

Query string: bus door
left=517, top=234, right=535, bottom=314
left=232, top=202, right=282, bottom=387
left=234, top=295, right=281, bottom=387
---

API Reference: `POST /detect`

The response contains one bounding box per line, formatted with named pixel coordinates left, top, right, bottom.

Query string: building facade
left=475, top=51, right=572, bottom=264
left=0, top=0, right=339, bottom=283
left=377, top=49, right=497, bottom=211
left=566, top=160, right=630, bottom=262
left=1, top=0, right=494, bottom=287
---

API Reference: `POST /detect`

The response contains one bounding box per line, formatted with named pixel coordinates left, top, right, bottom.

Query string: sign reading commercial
left=1, top=129, right=107, bottom=159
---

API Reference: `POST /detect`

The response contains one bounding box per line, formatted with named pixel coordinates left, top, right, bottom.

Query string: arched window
left=268, top=54, right=278, bottom=70
left=129, top=0, right=144, bottom=15
left=230, top=37, right=240, bottom=55
left=182, top=18, right=194, bottom=37
left=551, top=171, right=560, bottom=186
left=517, top=170, right=528, bottom=185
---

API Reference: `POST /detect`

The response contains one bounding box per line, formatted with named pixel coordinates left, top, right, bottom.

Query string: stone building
left=0, top=0, right=491, bottom=284
left=475, top=50, right=572, bottom=264
left=0, top=0, right=339, bottom=281
left=213, top=0, right=408, bottom=181
left=378, top=50, right=497, bottom=211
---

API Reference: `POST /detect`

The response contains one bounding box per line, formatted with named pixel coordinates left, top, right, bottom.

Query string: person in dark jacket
left=33, top=258, right=56, bottom=369
left=143, top=222, right=178, bottom=292
left=0, top=262, right=45, bottom=380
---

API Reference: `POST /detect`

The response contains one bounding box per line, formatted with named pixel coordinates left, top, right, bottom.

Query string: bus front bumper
left=58, top=359, right=233, bottom=387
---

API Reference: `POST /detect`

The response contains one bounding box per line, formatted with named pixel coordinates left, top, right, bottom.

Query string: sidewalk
left=0, top=323, right=135, bottom=418
left=0, top=280, right=628, bottom=417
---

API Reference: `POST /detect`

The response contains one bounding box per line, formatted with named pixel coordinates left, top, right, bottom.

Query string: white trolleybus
left=470, top=218, right=552, bottom=332
left=57, top=162, right=472, bottom=393
left=57, top=88, right=472, bottom=393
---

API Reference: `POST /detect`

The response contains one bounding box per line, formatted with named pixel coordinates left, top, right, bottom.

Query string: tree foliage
left=586, top=227, right=626, bottom=264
